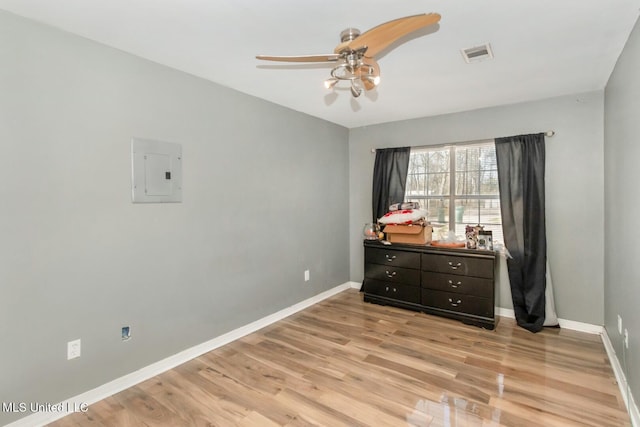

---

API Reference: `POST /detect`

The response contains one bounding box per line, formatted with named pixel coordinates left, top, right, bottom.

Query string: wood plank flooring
left=48, top=289, right=630, bottom=426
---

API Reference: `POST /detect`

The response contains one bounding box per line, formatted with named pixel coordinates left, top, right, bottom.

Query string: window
left=404, top=140, right=503, bottom=243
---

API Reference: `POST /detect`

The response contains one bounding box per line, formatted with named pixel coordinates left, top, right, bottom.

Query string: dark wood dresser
left=363, top=240, right=497, bottom=329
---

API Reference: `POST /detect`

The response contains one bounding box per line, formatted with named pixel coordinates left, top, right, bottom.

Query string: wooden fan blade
left=334, top=41, right=352, bottom=54
left=256, top=54, right=340, bottom=63
left=358, top=57, right=380, bottom=91
left=345, top=13, right=441, bottom=58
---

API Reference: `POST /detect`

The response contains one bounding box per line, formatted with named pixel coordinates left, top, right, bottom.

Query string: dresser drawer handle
left=384, top=286, right=398, bottom=293
left=385, top=254, right=397, bottom=261
left=448, top=298, right=462, bottom=307
left=448, top=261, right=462, bottom=270
left=447, top=279, right=463, bottom=288
left=385, top=270, right=397, bottom=278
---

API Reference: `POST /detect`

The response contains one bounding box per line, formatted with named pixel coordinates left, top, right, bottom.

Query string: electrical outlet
left=304, top=270, right=310, bottom=282
left=67, top=339, right=81, bottom=360
left=618, top=315, right=623, bottom=335
left=624, top=329, right=629, bottom=349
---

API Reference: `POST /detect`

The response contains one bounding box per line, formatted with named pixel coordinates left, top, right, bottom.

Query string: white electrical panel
left=131, top=138, right=182, bottom=203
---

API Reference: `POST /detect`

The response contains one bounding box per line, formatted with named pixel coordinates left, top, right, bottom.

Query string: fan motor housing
left=340, top=28, right=360, bottom=42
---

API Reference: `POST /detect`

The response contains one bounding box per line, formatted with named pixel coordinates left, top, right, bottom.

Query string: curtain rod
left=370, top=130, right=555, bottom=153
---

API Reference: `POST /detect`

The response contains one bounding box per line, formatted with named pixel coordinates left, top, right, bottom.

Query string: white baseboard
left=5, top=282, right=355, bottom=427
left=602, top=328, right=640, bottom=427
left=495, top=307, right=516, bottom=319
left=349, top=280, right=362, bottom=289
left=557, top=318, right=603, bottom=335
left=497, top=309, right=637, bottom=424
left=495, top=307, right=604, bottom=334
left=8, top=286, right=622, bottom=427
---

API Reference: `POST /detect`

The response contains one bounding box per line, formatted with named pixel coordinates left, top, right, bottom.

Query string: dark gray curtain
left=372, top=147, right=411, bottom=222
left=495, top=133, right=546, bottom=333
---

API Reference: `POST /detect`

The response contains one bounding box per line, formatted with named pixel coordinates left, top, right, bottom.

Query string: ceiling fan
left=256, top=13, right=441, bottom=98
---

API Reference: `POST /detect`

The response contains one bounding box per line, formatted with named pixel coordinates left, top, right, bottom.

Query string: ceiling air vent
left=461, top=43, right=494, bottom=63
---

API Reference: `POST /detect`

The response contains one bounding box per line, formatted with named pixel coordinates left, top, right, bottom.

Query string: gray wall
left=0, top=11, right=349, bottom=425
left=604, top=16, right=640, bottom=408
left=349, top=91, right=605, bottom=324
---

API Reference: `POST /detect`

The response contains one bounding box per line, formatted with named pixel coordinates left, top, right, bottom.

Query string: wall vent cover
left=461, top=43, right=494, bottom=63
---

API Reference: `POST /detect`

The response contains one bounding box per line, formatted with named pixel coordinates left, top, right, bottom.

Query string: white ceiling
left=1, top=0, right=639, bottom=128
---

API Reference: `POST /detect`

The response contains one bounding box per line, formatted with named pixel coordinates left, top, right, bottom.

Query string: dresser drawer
left=422, top=289, right=493, bottom=318
left=363, top=279, right=420, bottom=304
left=365, top=263, right=420, bottom=284
left=422, top=271, right=493, bottom=298
left=421, top=253, right=493, bottom=278
left=366, top=247, right=420, bottom=269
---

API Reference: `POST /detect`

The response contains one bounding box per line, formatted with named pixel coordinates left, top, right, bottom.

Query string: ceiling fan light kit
left=325, top=49, right=380, bottom=97
left=324, top=77, right=339, bottom=89
left=256, top=13, right=441, bottom=98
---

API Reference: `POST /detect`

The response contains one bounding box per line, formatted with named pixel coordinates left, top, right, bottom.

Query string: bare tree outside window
left=405, top=141, right=503, bottom=243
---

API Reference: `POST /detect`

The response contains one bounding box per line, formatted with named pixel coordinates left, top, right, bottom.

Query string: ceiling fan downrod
left=256, top=13, right=441, bottom=99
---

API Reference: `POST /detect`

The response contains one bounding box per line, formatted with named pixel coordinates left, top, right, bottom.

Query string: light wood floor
left=49, top=289, right=630, bottom=427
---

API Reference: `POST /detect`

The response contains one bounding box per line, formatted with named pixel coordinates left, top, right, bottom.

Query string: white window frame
left=404, top=140, right=502, bottom=241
